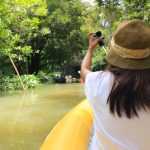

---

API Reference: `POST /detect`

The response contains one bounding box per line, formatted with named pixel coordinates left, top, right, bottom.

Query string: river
left=0, top=83, right=85, bottom=150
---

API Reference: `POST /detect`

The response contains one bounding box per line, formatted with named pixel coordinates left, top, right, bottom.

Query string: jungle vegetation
left=0, top=0, right=149, bottom=90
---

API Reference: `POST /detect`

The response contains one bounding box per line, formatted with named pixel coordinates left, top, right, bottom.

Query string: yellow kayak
left=40, top=99, right=93, bottom=150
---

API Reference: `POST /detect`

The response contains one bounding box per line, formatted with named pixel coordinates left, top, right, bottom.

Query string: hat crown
left=106, top=19, right=150, bottom=70
left=113, top=19, right=150, bottom=50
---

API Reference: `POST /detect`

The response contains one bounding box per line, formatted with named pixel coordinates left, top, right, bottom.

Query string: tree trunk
left=28, top=53, right=40, bottom=75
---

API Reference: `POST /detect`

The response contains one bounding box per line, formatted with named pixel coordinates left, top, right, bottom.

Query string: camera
left=93, top=31, right=105, bottom=47
left=94, top=31, right=102, bottom=37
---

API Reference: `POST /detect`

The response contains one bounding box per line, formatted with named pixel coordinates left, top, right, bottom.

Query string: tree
left=0, top=0, right=48, bottom=75
left=96, top=0, right=150, bottom=32
left=93, top=0, right=150, bottom=70
left=40, top=0, right=87, bottom=74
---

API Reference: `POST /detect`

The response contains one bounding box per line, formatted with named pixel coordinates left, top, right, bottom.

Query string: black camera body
left=93, top=31, right=104, bottom=47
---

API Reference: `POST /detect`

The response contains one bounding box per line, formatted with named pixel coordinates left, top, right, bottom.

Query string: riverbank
left=0, top=71, right=80, bottom=91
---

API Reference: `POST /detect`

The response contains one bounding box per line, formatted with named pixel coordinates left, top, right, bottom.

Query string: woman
left=81, top=19, right=150, bottom=150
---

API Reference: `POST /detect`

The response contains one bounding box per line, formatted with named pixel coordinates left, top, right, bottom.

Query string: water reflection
left=0, top=83, right=85, bottom=150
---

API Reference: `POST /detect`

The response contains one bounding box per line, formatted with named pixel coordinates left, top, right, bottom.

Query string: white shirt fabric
left=84, top=71, right=150, bottom=150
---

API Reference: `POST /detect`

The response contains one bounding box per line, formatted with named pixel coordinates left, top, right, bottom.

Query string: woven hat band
left=111, top=38, right=150, bottom=59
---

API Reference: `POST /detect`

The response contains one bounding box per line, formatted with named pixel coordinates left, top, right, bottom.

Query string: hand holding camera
left=88, top=31, right=105, bottom=53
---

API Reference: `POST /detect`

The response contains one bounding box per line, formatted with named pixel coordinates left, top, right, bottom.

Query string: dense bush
left=91, top=48, right=108, bottom=71
left=37, top=71, right=66, bottom=83
left=22, top=75, right=40, bottom=89
left=0, top=75, right=40, bottom=91
left=35, top=71, right=70, bottom=84
left=0, top=71, right=67, bottom=91
left=37, top=71, right=54, bottom=83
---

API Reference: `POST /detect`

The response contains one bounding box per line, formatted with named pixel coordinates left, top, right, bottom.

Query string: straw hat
left=106, top=19, right=150, bottom=70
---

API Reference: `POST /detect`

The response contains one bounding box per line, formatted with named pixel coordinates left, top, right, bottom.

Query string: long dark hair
left=107, top=65, right=150, bottom=118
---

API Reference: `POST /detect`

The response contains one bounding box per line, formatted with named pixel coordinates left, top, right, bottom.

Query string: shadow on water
left=0, top=83, right=85, bottom=150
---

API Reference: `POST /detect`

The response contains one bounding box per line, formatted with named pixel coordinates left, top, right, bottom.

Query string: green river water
left=0, top=83, right=85, bottom=150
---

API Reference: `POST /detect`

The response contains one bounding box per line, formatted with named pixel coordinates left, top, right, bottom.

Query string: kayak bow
left=40, top=99, right=93, bottom=150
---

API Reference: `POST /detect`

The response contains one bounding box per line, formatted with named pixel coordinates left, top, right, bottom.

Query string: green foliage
left=96, top=0, right=150, bottom=32
left=0, top=75, right=40, bottom=91
left=0, top=0, right=47, bottom=60
left=0, top=0, right=149, bottom=91
left=0, top=0, right=89, bottom=89
left=42, top=0, right=87, bottom=68
left=91, top=47, right=107, bottom=71
left=22, top=74, right=40, bottom=89
left=37, top=71, right=54, bottom=83
left=122, top=0, right=150, bottom=22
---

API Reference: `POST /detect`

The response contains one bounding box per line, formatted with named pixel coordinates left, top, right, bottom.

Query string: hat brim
left=106, top=48, right=150, bottom=70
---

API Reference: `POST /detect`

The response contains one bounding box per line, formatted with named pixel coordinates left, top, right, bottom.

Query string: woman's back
left=85, top=71, right=150, bottom=150
left=81, top=19, right=150, bottom=150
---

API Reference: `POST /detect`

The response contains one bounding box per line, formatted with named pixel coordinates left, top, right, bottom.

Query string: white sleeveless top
left=84, top=71, right=150, bottom=150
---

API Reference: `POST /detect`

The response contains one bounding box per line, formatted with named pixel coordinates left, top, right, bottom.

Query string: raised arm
left=81, top=33, right=101, bottom=82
